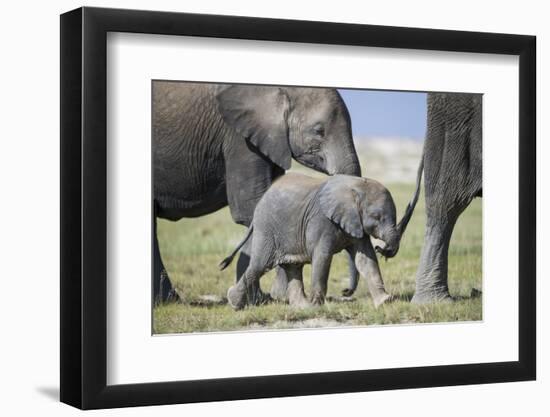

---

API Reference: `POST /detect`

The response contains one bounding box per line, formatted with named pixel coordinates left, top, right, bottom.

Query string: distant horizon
left=338, top=89, right=427, bottom=141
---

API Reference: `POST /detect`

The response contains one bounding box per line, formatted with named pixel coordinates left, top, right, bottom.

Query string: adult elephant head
left=216, top=85, right=361, bottom=177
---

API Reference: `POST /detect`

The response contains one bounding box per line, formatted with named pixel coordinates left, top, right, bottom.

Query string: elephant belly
left=155, top=185, right=228, bottom=221
left=280, top=253, right=310, bottom=265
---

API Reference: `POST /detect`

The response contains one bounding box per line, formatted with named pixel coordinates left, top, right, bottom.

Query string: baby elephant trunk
left=375, top=227, right=400, bottom=259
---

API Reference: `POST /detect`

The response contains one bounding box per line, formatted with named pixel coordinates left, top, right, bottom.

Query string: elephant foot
left=227, top=284, right=271, bottom=310
left=227, top=285, right=247, bottom=310
left=253, top=288, right=273, bottom=306
left=341, top=287, right=355, bottom=297
left=372, top=292, right=394, bottom=308
left=270, top=285, right=288, bottom=302
left=270, top=274, right=289, bottom=301
left=154, top=270, right=181, bottom=305
left=310, top=293, right=325, bottom=306
left=287, top=281, right=311, bottom=309
left=411, top=290, right=453, bottom=304
left=166, top=288, right=181, bottom=303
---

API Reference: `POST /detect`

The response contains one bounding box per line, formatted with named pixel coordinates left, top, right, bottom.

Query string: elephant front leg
left=342, top=249, right=359, bottom=297
left=352, top=240, right=392, bottom=308
left=153, top=215, right=180, bottom=305
left=310, top=251, right=333, bottom=305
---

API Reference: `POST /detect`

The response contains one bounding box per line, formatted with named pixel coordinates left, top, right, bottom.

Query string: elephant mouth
left=373, top=236, right=399, bottom=259
left=375, top=245, right=395, bottom=259
left=293, top=152, right=330, bottom=175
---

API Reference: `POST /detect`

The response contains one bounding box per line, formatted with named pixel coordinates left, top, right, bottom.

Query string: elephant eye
left=312, top=124, right=325, bottom=137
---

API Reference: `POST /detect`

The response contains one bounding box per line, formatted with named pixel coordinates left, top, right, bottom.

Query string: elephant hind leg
left=283, top=265, right=311, bottom=309
left=270, top=267, right=289, bottom=301
left=227, top=255, right=271, bottom=310
left=235, top=237, right=271, bottom=304
left=411, top=220, right=456, bottom=304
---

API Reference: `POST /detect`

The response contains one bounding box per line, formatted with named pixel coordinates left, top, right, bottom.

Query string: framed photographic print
left=60, top=6, right=536, bottom=410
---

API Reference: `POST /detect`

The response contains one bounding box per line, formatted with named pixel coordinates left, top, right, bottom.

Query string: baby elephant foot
left=310, top=292, right=326, bottom=306
left=287, top=280, right=311, bottom=309
left=373, top=293, right=394, bottom=308
left=227, top=285, right=247, bottom=310
left=251, top=288, right=272, bottom=306
left=270, top=273, right=289, bottom=302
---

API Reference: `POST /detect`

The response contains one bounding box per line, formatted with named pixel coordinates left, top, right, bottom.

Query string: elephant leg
left=270, top=267, right=289, bottom=301
left=235, top=237, right=271, bottom=304
left=411, top=167, right=472, bottom=304
left=411, top=216, right=458, bottom=304
left=153, top=215, right=179, bottom=305
left=412, top=93, right=482, bottom=303
left=342, top=249, right=359, bottom=297
left=227, top=263, right=265, bottom=310
left=352, top=241, right=392, bottom=308
left=310, top=251, right=333, bottom=305
left=283, top=265, right=311, bottom=309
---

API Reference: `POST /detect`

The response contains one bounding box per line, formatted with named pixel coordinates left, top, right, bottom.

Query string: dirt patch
left=249, top=317, right=346, bottom=330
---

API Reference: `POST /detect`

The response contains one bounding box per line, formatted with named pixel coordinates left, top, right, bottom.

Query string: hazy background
left=337, top=89, right=426, bottom=183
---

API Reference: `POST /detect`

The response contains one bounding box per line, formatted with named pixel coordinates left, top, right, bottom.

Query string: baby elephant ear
left=319, top=175, right=364, bottom=239
left=216, top=85, right=291, bottom=170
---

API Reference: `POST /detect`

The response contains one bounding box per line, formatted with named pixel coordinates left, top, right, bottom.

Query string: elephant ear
left=319, top=175, right=364, bottom=239
left=216, top=85, right=291, bottom=170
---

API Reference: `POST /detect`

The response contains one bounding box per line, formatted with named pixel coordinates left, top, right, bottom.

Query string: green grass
left=154, top=182, right=482, bottom=334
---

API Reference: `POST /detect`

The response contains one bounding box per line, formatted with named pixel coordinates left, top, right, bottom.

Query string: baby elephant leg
left=342, top=249, right=359, bottom=297
left=270, top=267, right=289, bottom=301
left=283, top=265, right=311, bottom=309
left=352, top=241, right=393, bottom=308
left=236, top=238, right=271, bottom=304
left=310, top=252, right=333, bottom=305
left=227, top=265, right=264, bottom=310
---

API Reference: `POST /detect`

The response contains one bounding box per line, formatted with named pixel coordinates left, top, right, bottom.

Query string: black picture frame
left=60, top=6, right=536, bottom=410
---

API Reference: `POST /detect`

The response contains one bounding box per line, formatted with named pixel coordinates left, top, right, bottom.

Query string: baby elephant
left=220, top=173, right=401, bottom=310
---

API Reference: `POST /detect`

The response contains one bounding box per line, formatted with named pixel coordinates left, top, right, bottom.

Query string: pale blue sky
left=338, top=89, right=427, bottom=141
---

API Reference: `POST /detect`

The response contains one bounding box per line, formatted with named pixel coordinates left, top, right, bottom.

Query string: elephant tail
left=218, top=225, right=254, bottom=271
left=396, top=148, right=424, bottom=237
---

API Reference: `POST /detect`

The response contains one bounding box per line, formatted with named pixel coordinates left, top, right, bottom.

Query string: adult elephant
left=153, top=82, right=362, bottom=303
left=395, top=92, right=482, bottom=303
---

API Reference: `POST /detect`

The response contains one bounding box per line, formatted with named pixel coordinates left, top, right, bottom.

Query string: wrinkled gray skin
left=221, top=173, right=401, bottom=310
left=153, top=82, right=361, bottom=303
left=390, top=93, right=482, bottom=303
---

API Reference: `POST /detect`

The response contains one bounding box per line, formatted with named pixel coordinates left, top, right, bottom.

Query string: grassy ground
left=154, top=181, right=482, bottom=334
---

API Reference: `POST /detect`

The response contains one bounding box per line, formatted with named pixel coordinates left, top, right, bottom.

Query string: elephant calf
left=219, top=173, right=401, bottom=310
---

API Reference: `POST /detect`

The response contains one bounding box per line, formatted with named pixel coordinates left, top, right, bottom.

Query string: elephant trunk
left=329, top=145, right=362, bottom=177
left=375, top=227, right=400, bottom=259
